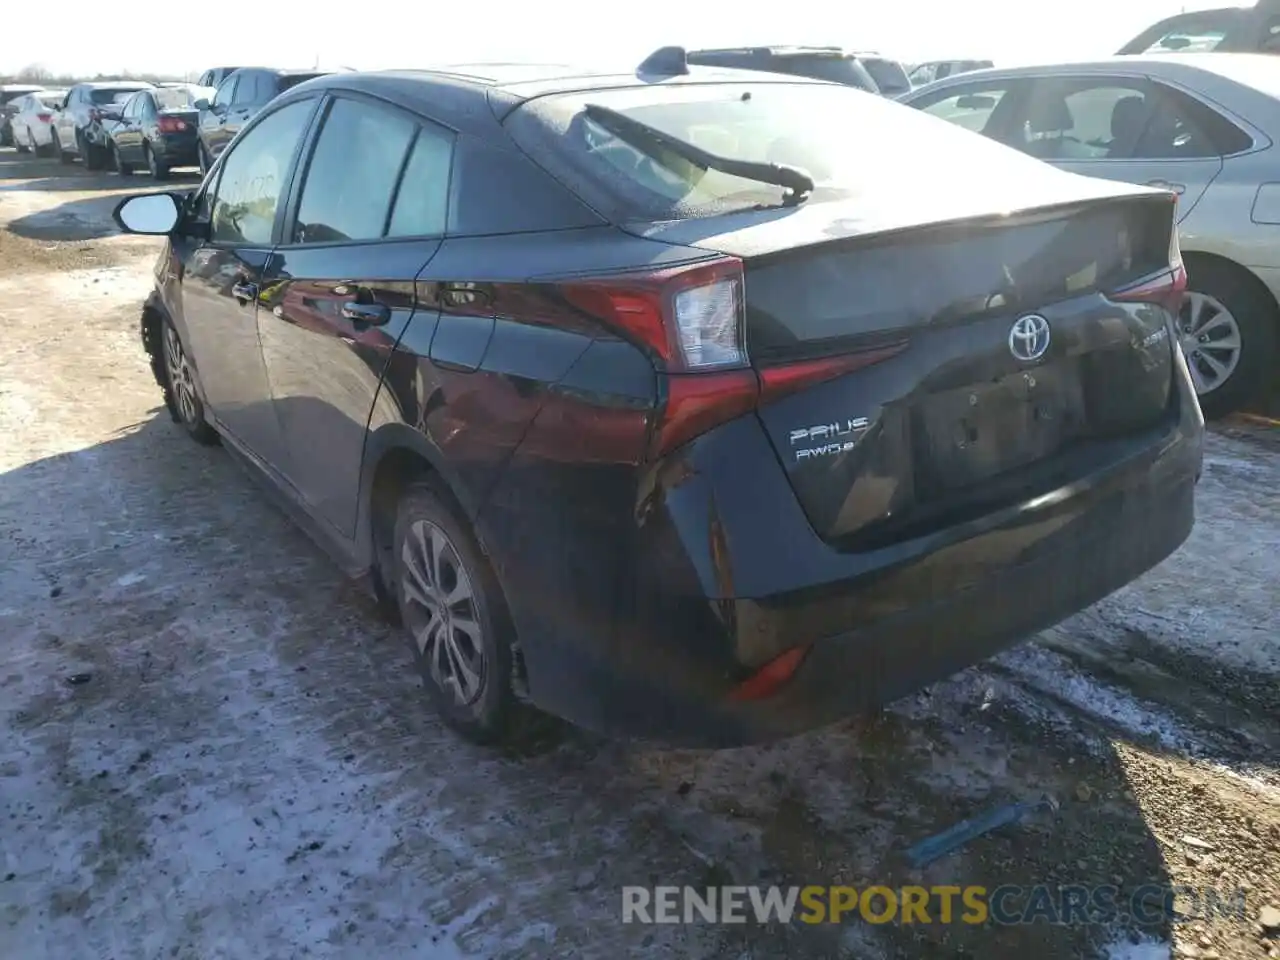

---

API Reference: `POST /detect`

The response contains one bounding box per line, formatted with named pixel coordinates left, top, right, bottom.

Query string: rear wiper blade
left=582, top=102, right=815, bottom=206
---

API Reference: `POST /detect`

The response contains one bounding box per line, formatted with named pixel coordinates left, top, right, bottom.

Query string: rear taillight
left=88, top=108, right=101, bottom=122
left=1110, top=208, right=1186, bottom=315
left=557, top=257, right=905, bottom=460
left=157, top=116, right=187, bottom=133
left=35, top=112, right=51, bottom=123
left=562, top=257, right=748, bottom=372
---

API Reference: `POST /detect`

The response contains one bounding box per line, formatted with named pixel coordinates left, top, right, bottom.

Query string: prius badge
left=1009, top=314, right=1051, bottom=362
left=789, top=417, right=871, bottom=462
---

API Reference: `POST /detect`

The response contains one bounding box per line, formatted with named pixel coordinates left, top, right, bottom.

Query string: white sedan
left=9, top=89, right=66, bottom=156
left=903, top=53, right=1280, bottom=418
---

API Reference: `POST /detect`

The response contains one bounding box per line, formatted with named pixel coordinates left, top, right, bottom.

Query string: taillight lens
left=36, top=112, right=51, bottom=123
left=157, top=116, right=187, bottom=133
left=1110, top=213, right=1186, bottom=315
left=561, top=257, right=747, bottom=372
left=556, top=257, right=903, bottom=460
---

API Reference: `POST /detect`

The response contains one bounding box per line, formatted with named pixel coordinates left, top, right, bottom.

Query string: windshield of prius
left=155, top=87, right=198, bottom=110
left=507, top=80, right=1055, bottom=221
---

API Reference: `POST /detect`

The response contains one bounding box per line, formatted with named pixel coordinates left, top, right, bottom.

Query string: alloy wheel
left=1179, top=291, right=1243, bottom=396
left=400, top=519, right=486, bottom=707
left=163, top=324, right=199, bottom=424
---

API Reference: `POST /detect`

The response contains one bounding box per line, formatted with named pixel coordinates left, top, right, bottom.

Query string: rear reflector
left=728, top=644, right=810, bottom=701
left=757, top=342, right=910, bottom=405
left=1110, top=262, right=1186, bottom=314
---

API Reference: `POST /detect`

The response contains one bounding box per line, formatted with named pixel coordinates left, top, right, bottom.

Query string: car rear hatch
left=635, top=191, right=1182, bottom=547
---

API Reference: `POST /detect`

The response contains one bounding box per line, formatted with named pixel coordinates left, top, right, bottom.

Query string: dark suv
left=685, top=46, right=881, bottom=93
left=195, top=67, right=330, bottom=172
left=111, top=59, right=1202, bottom=748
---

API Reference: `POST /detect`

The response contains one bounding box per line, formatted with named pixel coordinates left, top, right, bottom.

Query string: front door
left=257, top=96, right=452, bottom=536
left=177, top=97, right=318, bottom=469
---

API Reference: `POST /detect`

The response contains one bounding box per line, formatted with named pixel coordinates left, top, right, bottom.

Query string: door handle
left=341, top=302, right=391, bottom=326
left=1146, top=179, right=1186, bottom=195
left=231, top=280, right=257, bottom=304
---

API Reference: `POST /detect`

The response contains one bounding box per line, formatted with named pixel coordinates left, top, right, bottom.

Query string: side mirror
left=194, top=98, right=211, bottom=111
left=113, top=192, right=181, bottom=236
left=956, top=94, right=997, bottom=110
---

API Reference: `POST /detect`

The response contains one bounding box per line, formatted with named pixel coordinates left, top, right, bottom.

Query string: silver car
left=902, top=53, right=1280, bottom=417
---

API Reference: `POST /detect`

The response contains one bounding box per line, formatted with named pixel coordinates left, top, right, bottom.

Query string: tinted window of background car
left=860, top=57, right=912, bottom=95
left=293, top=98, right=417, bottom=243
left=90, top=87, right=143, bottom=105
left=387, top=127, right=454, bottom=238
left=210, top=99, right=314, bottom=245
left=918, top=85, right=1013, bottom=133
left=213, top=77, right=237, bottom=108
left=278, top=73, right=326, bottom=93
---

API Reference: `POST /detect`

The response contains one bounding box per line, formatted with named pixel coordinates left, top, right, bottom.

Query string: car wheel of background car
left=1180, top=258, right=1279, bottom=419
left=52, top=131, right=73, bottom=165
left=15, top=131, right=29, bottom=154
left=0, top=125, right=11, bottom=147
left=197, top=141, right=211, bottom=177
left=112, top=143, right=133, bottom=175
left=160, top=317, right=218, bottom=445
left=145, top=143, right=170, bottom=181
left=392, top=480, right=520, bottom=745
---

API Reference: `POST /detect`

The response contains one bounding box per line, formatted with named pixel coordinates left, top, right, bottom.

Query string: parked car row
left=903, top=52, right=1280, bottom=418
left=3, top=67, right=333, bottom=180
left=107, top=47, right=1203, bottom=747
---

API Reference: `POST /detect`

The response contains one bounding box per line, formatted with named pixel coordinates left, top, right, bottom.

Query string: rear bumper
left=483, top=354, right=1204, bottom=748
left=152, top=134, right=198, bottom=165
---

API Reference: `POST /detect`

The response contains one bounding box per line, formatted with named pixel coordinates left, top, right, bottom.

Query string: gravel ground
left=1, top=147, right=1277, bottom=960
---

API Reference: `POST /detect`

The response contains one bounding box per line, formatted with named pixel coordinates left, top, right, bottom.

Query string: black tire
left=15, top=130, right=29, bottom=154
left=53, top=131, right=73, bottom=164
left=1182, top=258, right=1279, bottom=419
left=392, top=481, right=520, bottom=744
left=198, top=141, right=211, bottom=177
left=111, top=142, right=133, bottom=175
left=0, top=125, right=11, bottom=147
left=158, top=316, right=219, bottom=445
left=145, top=143, right=169, bottom=181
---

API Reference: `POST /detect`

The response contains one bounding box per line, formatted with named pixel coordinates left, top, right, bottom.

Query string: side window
left=209, top=99, right=314, bottom=246
left=387, top=128, right=454, bottom=237
left=234, top=72, right=265, bottom=104
left=291, top=98, right=417, bottom=244
left=1017, top=79, right=1152, bottom=160
left=198, top=71, right=211, bottom=87
left=212, top=76, right=237, bottom=109
left=1018, top=78, right=1222, bottom=162
left=917, top=85, right=1011, bottom=135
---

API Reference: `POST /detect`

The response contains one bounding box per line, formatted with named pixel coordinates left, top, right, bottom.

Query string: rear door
left=256, top=94, right=450, bottom=537
left=116, top=93, right=145, bottom=161
left=226, top=70, right=267, bottom=141
left=1006, top=74, right=1224, bottom=222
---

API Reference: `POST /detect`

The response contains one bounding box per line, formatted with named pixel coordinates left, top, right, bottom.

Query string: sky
left=0, top=0, right=1242, bottom=77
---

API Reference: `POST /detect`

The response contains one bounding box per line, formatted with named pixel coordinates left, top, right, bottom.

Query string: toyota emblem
left=1008, top=314, right=1051, bottom=362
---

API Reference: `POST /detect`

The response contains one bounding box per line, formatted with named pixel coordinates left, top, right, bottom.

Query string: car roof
left=271, top=63, right=833, bottom=138
left=80, top=80, right=154, bottom=88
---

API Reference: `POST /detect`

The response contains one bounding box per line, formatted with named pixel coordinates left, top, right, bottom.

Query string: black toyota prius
left=113, top=50, right=1205, bottom=748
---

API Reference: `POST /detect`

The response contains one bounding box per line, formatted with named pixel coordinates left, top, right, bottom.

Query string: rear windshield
left=154, top=88, right=197, bottom=110
left=506, top=81, right=1053, bottom=222
left=38, top=94, right=64, bottom=108
left=860, top=57, right=912, bottom=94
left=279, top=73, right=325, bottom=92
left=90, top=87, right=148, bottom=104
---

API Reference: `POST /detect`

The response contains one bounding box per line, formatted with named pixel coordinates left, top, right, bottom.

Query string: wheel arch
left=359, top=423, right=483, bottom=616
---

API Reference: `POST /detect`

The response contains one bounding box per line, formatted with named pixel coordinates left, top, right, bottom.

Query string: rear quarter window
left=447, top=135, right=603, bottom=236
